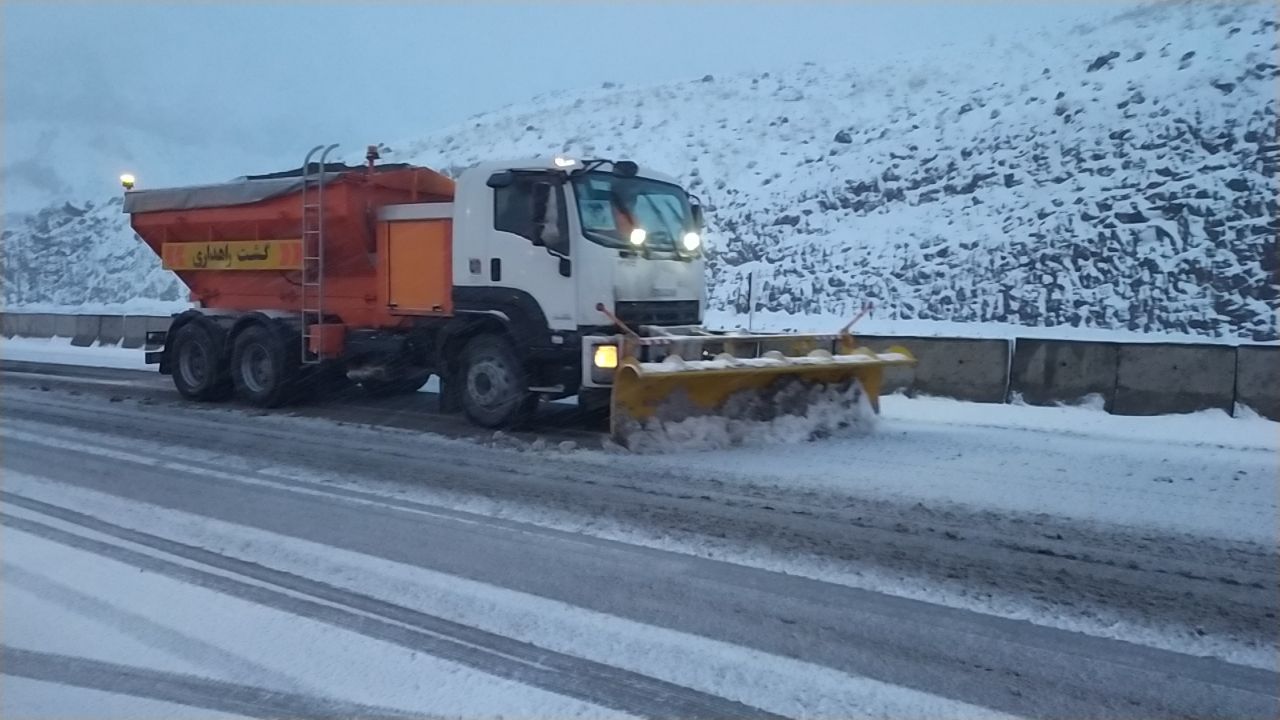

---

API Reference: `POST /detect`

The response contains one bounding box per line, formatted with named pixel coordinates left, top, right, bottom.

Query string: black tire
left=230, top=324, right=298, bottom=407
left=170, top=322, right=232, bottom=401
left=361, top=369, right=432, bottom=397
left=577, top=388, right=611, bottom=428
left=460, top=335, right=535, bottom=428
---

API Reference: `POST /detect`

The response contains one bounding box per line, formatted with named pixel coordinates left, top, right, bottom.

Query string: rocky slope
left=4, top=0, right=1276, bottom=340
left=2, top=198, right=186, bottom=311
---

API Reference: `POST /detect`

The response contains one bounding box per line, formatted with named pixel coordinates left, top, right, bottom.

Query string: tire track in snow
left=7, top=392, right=1276, bottom=652
left=2, top=564, right=315, bottom=698
left=0, top=497, right=784, bottom=720
left=2, top=646, right=417, bottom=719
left=4, top=437, right=1277, bottom=719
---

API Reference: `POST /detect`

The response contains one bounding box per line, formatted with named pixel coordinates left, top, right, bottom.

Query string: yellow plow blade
left=610, top=345, right=916, bottom=451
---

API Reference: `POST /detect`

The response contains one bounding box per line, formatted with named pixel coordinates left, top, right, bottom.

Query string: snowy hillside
left=2, top=198, right=186, bottom=312
left=4, top=0, right=1276, bottom=340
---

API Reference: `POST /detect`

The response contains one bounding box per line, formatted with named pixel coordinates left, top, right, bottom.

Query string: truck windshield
left=571, top=172, right=693, bottom=251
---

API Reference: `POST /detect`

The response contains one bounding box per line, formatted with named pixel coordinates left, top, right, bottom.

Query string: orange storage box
left=126, top=165, right=455, bottom=330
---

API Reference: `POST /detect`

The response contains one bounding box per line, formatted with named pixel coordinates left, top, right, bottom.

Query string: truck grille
left=615, top=300, right=699, bottom=327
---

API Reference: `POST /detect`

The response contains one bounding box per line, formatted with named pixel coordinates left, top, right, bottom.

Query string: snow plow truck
left=124, top=145, right=914, bottom=447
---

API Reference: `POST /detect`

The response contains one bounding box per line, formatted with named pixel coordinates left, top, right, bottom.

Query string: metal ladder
left=299, top=143, right=338, bottom=364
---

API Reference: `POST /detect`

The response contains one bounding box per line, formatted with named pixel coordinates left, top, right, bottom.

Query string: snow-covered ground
left=574, top=393, right=1278, bottom=543
left=2, top=336, right=151, bottom=370
left=5, top=371, right=1274, bottom=672
left=4, top=471, right=1009, bottom=720
left=1, top=496, right=633, bottom=719
left=7, top=337, right=1275, bottom=545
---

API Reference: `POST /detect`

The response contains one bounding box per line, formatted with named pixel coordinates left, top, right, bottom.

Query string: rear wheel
left=170, top=322, right=232, bottom=401
left=231, top=324, right=297, bottom=407
left=460, top=335, right=535, bottom=428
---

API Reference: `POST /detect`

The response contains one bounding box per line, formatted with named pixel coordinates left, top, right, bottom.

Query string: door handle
left=490, top=258, right=501, bottom=282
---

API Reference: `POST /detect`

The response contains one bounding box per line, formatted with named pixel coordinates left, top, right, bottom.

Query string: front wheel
left=231, top=325, right=297, bottom=407
left=460, top=335, right=536, bottom=428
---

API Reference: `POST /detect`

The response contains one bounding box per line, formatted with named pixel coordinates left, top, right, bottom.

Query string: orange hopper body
left=128, top=166, right=456, bottom=330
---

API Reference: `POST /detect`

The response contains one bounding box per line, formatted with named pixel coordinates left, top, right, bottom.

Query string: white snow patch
left=2, top=678, right=252, bottom=720
left=1, top=522, right=614, bottom=719
left=581, top=393, right=1280, bottom=543
left=887, top=393, right=1278, bottom=452
left=2, top=336, right=151, bottom=370
left=620, top=379, right=877, bottom=452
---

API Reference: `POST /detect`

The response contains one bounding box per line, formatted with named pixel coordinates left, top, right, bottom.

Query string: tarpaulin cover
left=122, top=173, right=344, bottom=214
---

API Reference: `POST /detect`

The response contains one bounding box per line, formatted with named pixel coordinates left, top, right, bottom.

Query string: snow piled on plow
left=618, top=378, right=877, bottom=453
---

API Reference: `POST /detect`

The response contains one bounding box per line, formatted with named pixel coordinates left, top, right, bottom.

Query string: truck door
left=487, top=174, right=576, bottom=332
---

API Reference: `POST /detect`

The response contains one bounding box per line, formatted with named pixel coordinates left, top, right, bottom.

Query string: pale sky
left=3, top=1, right=1118, bottom=211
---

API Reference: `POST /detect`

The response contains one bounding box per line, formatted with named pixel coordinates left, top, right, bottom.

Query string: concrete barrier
left=70, top=315, right=102, bottom=347
left=1114, top=343, right=1236, bottom=415
left=1235, top=346, right=1279, bottom=420
left=1, top=313, right=17, bottom=338
left=52, top=314, right=77, bottom=339
left=97, top=315, right=125, bottom=345
left=1009, top=339, right=1119, bottom=410
left=145, top=316, right=173, bottom=333
left=123, top=316, right=148, bottom=348
left=11, top=314, right=30, bottom=337
left=857, top=335, right=1011, bottom=403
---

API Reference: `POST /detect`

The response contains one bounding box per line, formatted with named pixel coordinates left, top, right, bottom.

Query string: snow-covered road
left=1, top=352, right=1277, bottom=718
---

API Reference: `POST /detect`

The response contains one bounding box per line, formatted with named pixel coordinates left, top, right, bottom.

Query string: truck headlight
left=629, top=228, right=647, bottom=246
left=681, top=231, right=701, bottom=252
left=593, top=344, right=619, bottom=369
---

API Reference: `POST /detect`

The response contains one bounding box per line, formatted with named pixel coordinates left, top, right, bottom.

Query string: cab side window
left=493, top=174, right=569, bottom=255
left=494, top=179, right=536, bottom=240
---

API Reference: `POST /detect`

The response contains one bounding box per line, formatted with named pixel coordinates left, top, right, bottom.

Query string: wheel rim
left=467, top=355, right=515, bottom=410
left=177, top=338, right=209, bottom=388
left=240, top=343, right=274, bottom=394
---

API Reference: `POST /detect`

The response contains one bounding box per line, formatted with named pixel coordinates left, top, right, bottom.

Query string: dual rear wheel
left=170, top=323, right=541, bottom=427
left=169, top=322, right=297, bottom=407
left=230, top=325, right=297, bottom=407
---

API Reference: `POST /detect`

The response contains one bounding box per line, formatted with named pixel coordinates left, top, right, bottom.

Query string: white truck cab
left=438, top=158, right=708, bottom=413
left=452, top=157, right=706, bottom=328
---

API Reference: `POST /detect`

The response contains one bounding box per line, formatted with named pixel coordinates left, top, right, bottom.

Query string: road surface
left=2, top=360, right=1277, bottom=718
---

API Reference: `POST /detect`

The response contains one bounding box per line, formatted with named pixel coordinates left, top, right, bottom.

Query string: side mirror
left=690, top=203, right=705, bottom=230
left=487, top=171, right=514, bottom=188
